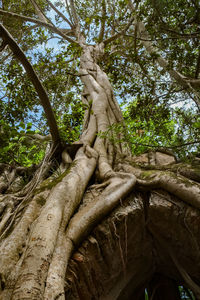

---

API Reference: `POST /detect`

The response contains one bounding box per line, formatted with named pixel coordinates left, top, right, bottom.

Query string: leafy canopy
left=0, top=0, right=199, bottom=166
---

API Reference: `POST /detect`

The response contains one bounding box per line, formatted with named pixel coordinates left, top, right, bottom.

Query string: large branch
left=128, top=1, right=200, bottom=109
left=0, top=24, right=61, bottom=146
left=0, top=9, right=78, bottom=44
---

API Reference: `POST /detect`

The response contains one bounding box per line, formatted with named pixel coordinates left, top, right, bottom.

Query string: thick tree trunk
left=0, top=42, right=200, bottom=300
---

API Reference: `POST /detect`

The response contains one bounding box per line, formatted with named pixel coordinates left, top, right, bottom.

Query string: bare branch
left=68, top=0, right=79, bottom=26
left=131, top=140, right=200, bottom=149
left=64, top=0, right=74, bottom=25
left=0, top=24, right=61, bottom=146
left=29, top=0, right=49, bottom=23
left=45, top=0, right=73, bottom=28
left=0, top=9, right=78, bottom=44
left=27, top=133, right=52, bottom=141
left=104, top=16, right=135, bottom=46
left=98, top=0, right=106, bottom=42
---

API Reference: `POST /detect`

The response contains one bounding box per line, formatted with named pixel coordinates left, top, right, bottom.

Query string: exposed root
left=11, top=146, right=98, bottom=300
left=0, top=146, right=55, bottom=241
left=136, top=170, right=200, bottom=210
left=112, top=220, right=126, bottom=277
left=42, top=172, right=136, bottom=299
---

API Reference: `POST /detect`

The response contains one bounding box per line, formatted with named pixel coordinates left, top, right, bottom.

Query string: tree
left=0, top=0, right=200, bottom=299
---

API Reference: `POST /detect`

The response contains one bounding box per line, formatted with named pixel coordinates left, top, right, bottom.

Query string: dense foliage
left=0, top=0, right=199, bottom=167
left=0, top=2, right=200, bottom=300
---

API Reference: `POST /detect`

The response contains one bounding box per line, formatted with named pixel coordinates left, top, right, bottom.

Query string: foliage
left=122, top=97, right=200, bottom=159
left=0, top=119, right=45, bottom=166
left=0, top=0, right=199, bottom=166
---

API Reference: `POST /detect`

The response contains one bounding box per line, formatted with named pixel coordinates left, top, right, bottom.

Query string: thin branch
left=126, top=34, right=200, bottom=41
left=104, top=16, right=135, bottom=45
left=45, top=0, right=73, bottom=28
left=64, top=0, right=74, bottom=25
left=26, top=133, right=52, bottom=141
left=68, top=0, right=79, bottom=26
left=29, top=0, right=49, bottom=23
left=98, top=0, right=106, bottom=42
left=0, top=24, right=61, bottom=146
left=195, top=47, right=200, bottom=79
left=133, top=22, right=137, bottom=58
left=0, top=9, right=78, bottom=44
left=161, top=26, right=200, bottom=38
left=131, top=141, right=200, bottom=149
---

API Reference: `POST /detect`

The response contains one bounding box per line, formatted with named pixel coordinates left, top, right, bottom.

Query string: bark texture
left=65, top=188, right=200, bottom=299
left=0, top=39, right=200, bottom=300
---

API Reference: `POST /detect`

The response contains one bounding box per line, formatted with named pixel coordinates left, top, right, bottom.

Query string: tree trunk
left=0, top=42, right=200, bottom=300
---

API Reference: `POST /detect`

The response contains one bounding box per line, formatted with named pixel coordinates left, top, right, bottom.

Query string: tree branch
left=0, top=24, right=61, bottom=146
left=29, top=0, right=49, bottom=23
left=195, top=48, right=200, bottom=78
left=26, top=133, right=52, bottom=142
left=68, top=0, right=79, bottom=26
left=131, top=140, right=200, bottom=149
left=64, top=0, right=74, bottom=25
left=98, top=0, right=106, bottom=42
left=45, top=0, right=73, bottom=28
left=0, top=9, right=78, bottom=44
left=104, top=16, right=135, bottom=46
left=128, top=1, right=200, bottom=110
left=136, top=170, right=200, bottom=210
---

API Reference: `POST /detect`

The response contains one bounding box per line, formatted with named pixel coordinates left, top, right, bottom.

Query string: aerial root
left=43, top=172, right=136, bottom=299
left=150, top=226, right=200, bottom=299
left=112, top=220, right=126, bottom=276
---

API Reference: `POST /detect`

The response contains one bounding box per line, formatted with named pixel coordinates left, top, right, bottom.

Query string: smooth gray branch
left=45, top=0, right=73, bottom=27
